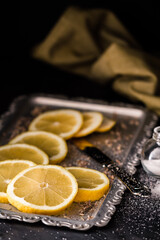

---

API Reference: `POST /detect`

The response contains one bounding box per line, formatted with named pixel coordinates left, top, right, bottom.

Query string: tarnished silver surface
left=0, top=94, right=158, bottom=230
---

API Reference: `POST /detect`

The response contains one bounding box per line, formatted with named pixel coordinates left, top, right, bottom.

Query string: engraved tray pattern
left=0, top=94, right=158, bottom=230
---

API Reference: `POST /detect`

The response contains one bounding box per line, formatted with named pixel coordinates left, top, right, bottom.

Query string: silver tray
left=0, top=94, right=158, bottom=230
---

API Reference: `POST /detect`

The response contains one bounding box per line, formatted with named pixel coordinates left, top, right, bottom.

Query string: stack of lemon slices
left=0, top=108, right=115, bottom=215
left=28, top=109, right=116, bottom=138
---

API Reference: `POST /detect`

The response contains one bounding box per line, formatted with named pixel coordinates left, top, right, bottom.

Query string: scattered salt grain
left=151, top=180, right=160, bottom=197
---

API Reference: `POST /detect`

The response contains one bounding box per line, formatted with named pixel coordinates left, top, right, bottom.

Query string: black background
left=1, top=1, right=160, bottom=115
left=0, top=1, right=160, bottom=240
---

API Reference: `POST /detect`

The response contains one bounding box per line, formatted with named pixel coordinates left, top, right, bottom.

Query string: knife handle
left=107, top=163, right=150, bottom=197
left=73, top=140, right=151, bottom=197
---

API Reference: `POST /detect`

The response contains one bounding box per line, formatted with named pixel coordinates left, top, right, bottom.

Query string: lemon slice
left=9, top=131, right=68, bottom=164
left=0, top=144, right=49, bottom=165
left=29, top=109, right=83, bottom=140
left=96, top=116, right=116, bottom=132
left=74, top=112, right=103, bottom=138
left=66, top=167, right=109, bottom=202
left=7, top=165, right=78, bottom=215
left=0, top=160, right=35, bottom=203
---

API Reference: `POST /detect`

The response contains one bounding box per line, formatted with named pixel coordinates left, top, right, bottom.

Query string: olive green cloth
left=32, top=7, right=160, bottom=115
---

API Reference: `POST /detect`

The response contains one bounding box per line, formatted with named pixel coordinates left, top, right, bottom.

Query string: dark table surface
left=1, top=2, right=160, bottom=239
left=0, top=57, right=160, bottom=240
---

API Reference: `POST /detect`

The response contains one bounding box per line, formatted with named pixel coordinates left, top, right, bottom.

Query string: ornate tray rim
left=0, top=94, right=158, bottom=231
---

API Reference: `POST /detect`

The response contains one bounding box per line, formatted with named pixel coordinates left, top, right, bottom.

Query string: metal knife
left=72, top=139, right=151, bottom=197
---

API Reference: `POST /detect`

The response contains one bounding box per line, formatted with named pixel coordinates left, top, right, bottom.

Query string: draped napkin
left=32, top=7, right=160, bottom=115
